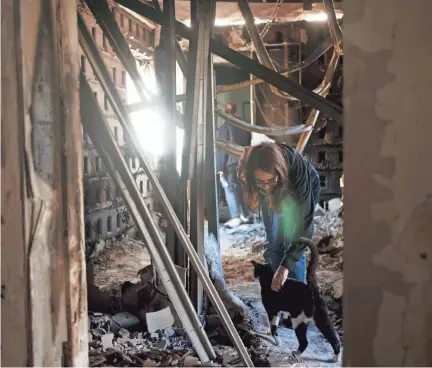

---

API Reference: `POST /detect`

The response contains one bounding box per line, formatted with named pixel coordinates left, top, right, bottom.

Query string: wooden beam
left=2, top=0, right=87, bottom=365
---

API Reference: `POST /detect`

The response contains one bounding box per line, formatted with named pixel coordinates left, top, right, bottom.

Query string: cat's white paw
left=293, top=350, right=303, bottom=356
left=330, top=353, right=340, bottom=363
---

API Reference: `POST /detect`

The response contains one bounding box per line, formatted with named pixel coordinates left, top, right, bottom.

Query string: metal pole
left=215, top=108, right=312, bottom=135
left=296, top=50, right=340, bottom=153
left=160, top=0, right=182, bottom=264
left=78, top=16, right=254, bottom=367
left=189, top=0, right=215, bottom=314
left=151, top=0, right=188, bottom=79
left=80, top=75, right=215, bottom=362
left=216, top=140, right=246, bottom=157
left=205, top=61, right=220, bottom=242
left=238, top=0, right=297, bottom=101
left=249, top=50, right=255, bottom=125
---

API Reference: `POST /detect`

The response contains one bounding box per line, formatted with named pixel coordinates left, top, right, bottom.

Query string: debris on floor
left=313, top=211, right=344, bottom=332
left=86, top=209, right=343, bottom=366
left=90, top=238, right=152, bottom=292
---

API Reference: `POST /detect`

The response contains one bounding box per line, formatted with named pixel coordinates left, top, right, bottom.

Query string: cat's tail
left=298, top=237, right=341, bottom=358
left=297, top=237, right=319, bottom=286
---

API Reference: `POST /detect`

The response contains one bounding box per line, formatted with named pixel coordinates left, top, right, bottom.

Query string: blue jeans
left=222, top=165, right=247, bottom=219
left=261, top=171, right=320, bottom=284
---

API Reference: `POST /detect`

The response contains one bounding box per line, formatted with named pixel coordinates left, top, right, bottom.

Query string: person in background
left=216, top=102, right=252, bottom=228
left=238, top=142, right=320, bottom=290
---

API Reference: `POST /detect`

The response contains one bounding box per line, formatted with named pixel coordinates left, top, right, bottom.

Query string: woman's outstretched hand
left=271, top=266, right=289, bottom=292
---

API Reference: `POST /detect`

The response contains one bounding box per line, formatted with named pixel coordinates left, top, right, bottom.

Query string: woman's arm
left=278, top=192, right=315, bottom=270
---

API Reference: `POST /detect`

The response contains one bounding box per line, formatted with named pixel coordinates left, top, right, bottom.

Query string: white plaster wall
left=344, top=1, right=432, bottom=365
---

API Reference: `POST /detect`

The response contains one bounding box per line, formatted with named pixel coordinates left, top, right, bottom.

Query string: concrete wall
left=344, top=1, right=432, bottom=365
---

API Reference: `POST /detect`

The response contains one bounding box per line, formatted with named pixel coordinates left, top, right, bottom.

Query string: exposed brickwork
left=79, top=4, right=156, bottom=244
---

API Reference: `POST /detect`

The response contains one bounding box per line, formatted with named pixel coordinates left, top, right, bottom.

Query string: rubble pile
left=220, top=223, right=266, bottom=250
left=86, top=237, right=274, bottom=367
left=313, top=211, right=344, bottom=332
left=87, top=310, right=275, bottom=367
left=88, top=312, right=204, bottom=367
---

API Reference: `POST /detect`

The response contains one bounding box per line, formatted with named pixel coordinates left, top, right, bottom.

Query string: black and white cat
left=251, top=238, right=341, bottom=362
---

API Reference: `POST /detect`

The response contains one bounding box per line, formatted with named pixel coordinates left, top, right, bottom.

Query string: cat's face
left=251, top=260, right=274, bottom=281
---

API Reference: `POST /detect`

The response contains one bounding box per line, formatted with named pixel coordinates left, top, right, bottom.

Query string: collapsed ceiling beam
left=216, top=37, right=333, bottom=94
left=296, top=49, right=339, bottom=153
left=323, top=0, right=343, bottom=55
left=114, top=0, right=343, bottom=123
left=238, top=0, right=299, bottom=101
left=215, top=139, right=245, bottom=157
left=215, top=108, right=312, bottom=136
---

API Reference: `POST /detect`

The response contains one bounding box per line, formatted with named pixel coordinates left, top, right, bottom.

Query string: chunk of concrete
left=164, top=327, right=176, bottom=337
left=183, top=356, right=200, bottom=367
left=328, top=198, right=342, bottom=213
left=146, top=307, right=175, bottom=333
left=118, top=328, right=130, bottom=338
left=101, top=333, right=114, bottom=349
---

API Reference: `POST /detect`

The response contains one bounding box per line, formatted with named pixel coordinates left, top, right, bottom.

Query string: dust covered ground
left=218, top=212, right=344, bottom=367
left=91, top=238, right=152, bottom=291
left=88, top=211, right=343, bottom=367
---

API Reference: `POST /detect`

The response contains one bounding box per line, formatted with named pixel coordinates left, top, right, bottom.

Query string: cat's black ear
left=251, top=260, right=259, bottom=268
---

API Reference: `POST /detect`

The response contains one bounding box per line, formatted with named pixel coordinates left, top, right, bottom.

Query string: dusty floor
left=90, top=213, right=343, bottom=367
left=219, top=222, right=343, bottom=367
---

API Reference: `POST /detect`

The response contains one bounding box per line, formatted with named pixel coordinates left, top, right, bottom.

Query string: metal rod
left=114, top=0, right=343, bottom=123
left=161, top=0, right=180, bottom=263
left=238, top=0, right=296, bottom=100
left=189, top=0, right=214, bottom=313
left=323, top=0, right=343, bottom=55
left=215, top=108, right=312, bottom=135
left=296, top=50, right=340, bottom=153
left=152, top=0, right=188, bottom=78
left=249, top=50, right=256, bottom=125
left=80, top=74, right=215, bottom=362
left=215, top=139, right=246, bottom=157
left=78, top=15, right=254, bottom=367
left=205, top=63, right=220, bottom=241
left=181, top=0, right=214, bottom=181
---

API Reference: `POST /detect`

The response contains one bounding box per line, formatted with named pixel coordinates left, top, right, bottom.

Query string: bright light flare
left=126, top=65, right=164, bottom=157
left=126, top=63, right=185, bottom=175
left=304, top=11, right=344, bottom=22
left=182, top=17, right=267, bottom=28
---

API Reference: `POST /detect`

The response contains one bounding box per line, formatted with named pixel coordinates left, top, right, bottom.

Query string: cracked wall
left=344, top=1, right=432, bottom=366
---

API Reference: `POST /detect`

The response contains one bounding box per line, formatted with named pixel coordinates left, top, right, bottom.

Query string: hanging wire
left=259, top=0, right=284, bottom=39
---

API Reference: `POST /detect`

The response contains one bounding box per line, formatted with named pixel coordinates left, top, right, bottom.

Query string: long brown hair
left=238, top=143, right=289, bottom=213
